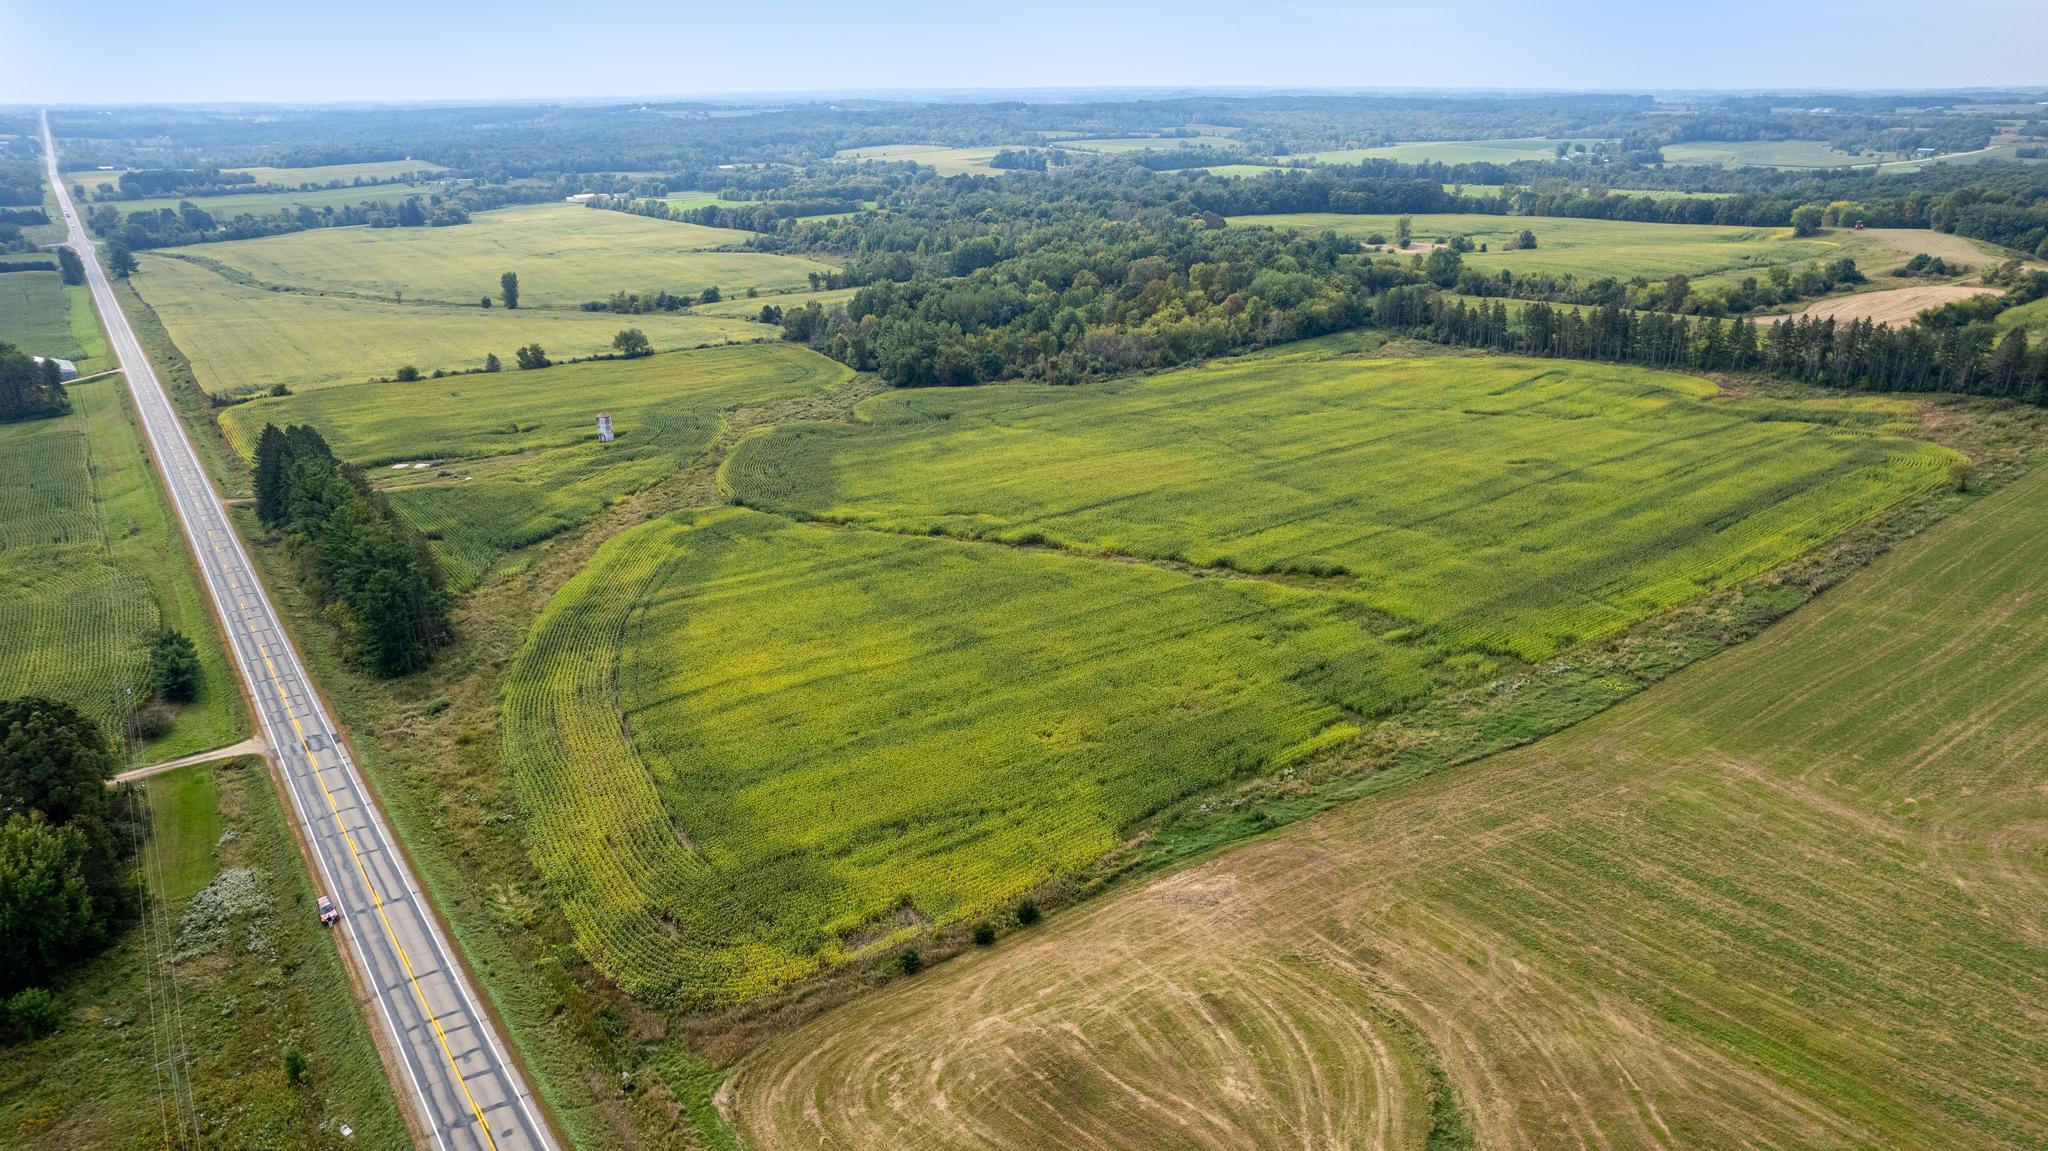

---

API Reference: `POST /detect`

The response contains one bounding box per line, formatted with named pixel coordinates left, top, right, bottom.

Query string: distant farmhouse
left=31, top=356, right=77, bottom=381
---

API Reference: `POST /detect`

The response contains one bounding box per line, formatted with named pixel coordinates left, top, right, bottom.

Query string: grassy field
left=221, top=343, right=851, bottom=587
left=833, top=143, right=1010, bottom=175
left=0, top=761, right=409, bottom=1149
left=1194, top=163, right=1293, bottom=178
left=1235, top=213, right=2001, bottom=294
left=1303, top=137, right=1604, bottom=165
left=132, top=251, right=771, bottom=394
left=227, top=158, right=447, bottom=184
left=835, top=136, right=1238, bottom=176
left=729, top=353, right=1953, bottom=658
left=1876, top=142, right=2048, bottom=174
left=503, top=506, right=1431, bottom=1005
left=1441, top=183, right=1733, bottom=201
left=0, top=375, right=240, bottom=761
left=506, top=347, right=1952, bottom=1008
left=726, top=441, right=2048, bottom=1151
left=1998, top=293, right=2048, bottom=339
left=1061, top=135, right=1240, bottom=154
left=1662, top=139, right=1883, bottom=168
left=658, top=190, right=727, bottom=210
left=0, top=271, right=108, bottom=369
left=166, top=203, right=839, bottom=309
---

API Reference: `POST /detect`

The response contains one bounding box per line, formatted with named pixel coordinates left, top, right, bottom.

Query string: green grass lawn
left=0, top=761, right=408, bottom=1149
left=144, top=763, right=224, bottom=902
left=0, top=376, right=241, bottom=760
left=221, top=343, right=852, bottom=588
left=508, top=344, right=1953, bottom=1008
left=132, top=250, right=772, bottom=395
left=160, top=202, right=837, bottom=310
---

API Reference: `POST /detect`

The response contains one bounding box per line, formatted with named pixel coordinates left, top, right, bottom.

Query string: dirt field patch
left=1783, top=283, right=1999, bottom=327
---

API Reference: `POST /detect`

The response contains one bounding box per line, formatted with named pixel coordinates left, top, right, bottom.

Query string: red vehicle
left=317, top=895, right=340, bottom=926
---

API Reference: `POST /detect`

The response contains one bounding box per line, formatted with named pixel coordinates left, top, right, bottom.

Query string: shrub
left=897, top=947, right=921, bottom=975
left=282, top=1045, right=307, bottom=1085
left=126, top=703, right=174, bottom=742
left=612, top=329, right=652, bottom=359
left=3, top=987, right=64, bottom=1041
left=394, top=365, right=420, bottom=382
left=972, top=922, right=996, bottom=946
left=1016, top=899, right=1040, bottom=926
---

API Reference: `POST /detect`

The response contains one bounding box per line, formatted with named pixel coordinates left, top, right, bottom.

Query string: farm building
left=31, top=356, right=77, bottom=381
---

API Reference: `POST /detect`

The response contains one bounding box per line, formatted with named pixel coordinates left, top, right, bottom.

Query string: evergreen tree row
left=252, top=424, right=452, bottom=676
left=1400, top=292, right=2048, bottom=403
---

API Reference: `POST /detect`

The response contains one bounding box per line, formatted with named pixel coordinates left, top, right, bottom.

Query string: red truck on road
left=317, top=895, right=340, bottom=926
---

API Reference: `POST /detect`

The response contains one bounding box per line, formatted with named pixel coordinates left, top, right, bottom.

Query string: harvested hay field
left=726, top=464, right=2048, bottom=1151
left=1785, top=283, right=2000, bottom=327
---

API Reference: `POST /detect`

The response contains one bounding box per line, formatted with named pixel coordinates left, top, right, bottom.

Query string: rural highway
left=43, top=114, right=556, bottom=1151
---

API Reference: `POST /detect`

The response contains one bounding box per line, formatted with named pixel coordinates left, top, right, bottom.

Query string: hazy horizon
left=8, top=0, right=2046, bottom=106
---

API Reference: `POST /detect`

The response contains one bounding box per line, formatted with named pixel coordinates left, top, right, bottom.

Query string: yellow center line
left=258, top=649, right=501, bottom=1151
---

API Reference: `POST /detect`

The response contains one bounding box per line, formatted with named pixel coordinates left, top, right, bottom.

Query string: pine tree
left=253, top=424, right=292, bottom=526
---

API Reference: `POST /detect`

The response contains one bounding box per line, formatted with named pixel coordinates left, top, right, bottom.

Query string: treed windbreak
left=252, top=424, right=451, bottom=677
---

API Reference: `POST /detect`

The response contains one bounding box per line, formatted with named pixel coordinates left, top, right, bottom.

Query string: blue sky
left=6, top=0, right=2045, bottom=104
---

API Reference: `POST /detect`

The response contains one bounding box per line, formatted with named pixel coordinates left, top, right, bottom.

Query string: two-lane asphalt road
left=43, top=113, right=555, bottom=1151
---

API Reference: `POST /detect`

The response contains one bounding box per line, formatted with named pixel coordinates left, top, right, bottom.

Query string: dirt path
left=114, top=735, right=266, bottom=783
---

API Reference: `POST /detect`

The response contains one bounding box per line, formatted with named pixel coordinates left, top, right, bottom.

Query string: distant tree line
left=0, top=342, right=71, bottom=423
left=0, top=159, right=46, bottom=207
left=1391, top=289, right=2048, bottom=403
left=81, top=181, right=569, bottom=251
left=989, top=148, right=1073, bottom=172
left=676, top=199, right=862, bottom=232
left=1439, top=250, right=1867, bottom=316
left=757, top=162, right=2048, bottom=404
left=106, top=167, right=257, bottom=197
left=252, top=424, right=452, bottom=676
left=780, top=214, right=1402, bottom=385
